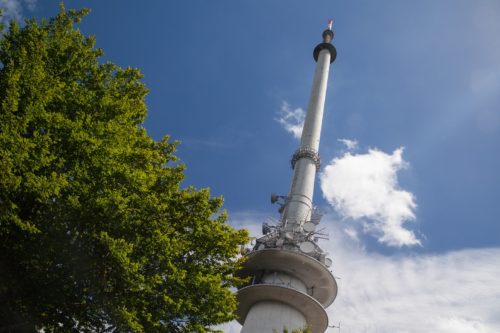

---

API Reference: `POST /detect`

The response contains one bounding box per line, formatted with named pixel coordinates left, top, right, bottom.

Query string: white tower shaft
left=283, top=47, right=332, bottom=231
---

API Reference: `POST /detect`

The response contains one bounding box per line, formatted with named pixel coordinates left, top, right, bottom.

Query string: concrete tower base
left=241, top=301, right=306, bottom=333
left=236, top=250, right=334, bottom=333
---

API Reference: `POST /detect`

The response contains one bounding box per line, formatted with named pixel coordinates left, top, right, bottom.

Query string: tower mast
left=236, top=21, right=338, bottom=333
left=283, top=19, right=336, bottom=233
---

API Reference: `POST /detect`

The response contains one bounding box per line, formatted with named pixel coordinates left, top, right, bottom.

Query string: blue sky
left=3, top=0, right=500, bottom=332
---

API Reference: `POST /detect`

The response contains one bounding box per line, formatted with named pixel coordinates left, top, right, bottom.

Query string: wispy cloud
left=320, top=146, right=419, bottom=247
left=337, top=138, right=358, bottom=151
left=219, top=214, right=500, bottom=333
left=275, top=101, right=305, bottom=140
left=0, top=0, right=36, bottom=24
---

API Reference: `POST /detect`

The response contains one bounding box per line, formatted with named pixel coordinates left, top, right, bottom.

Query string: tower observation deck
left=236, top=21, right=338, bottom=333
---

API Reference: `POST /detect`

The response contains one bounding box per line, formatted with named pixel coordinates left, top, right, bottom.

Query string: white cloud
left=337, top=138, right=358, bottom=151
left=434, top=317, right=494, bottom=333
left=221, top=214, right=500, bottom=333
left=0, top=0, right=37, bottom=24
left=320, top=147, right=419, bottom=247
left=275, top=101, right=305, bottom=140
left=343, top=226, right=360, bottom=242
left=228, top=210, right=268, bottom=240
left=326, top=221, right=500, bottom=333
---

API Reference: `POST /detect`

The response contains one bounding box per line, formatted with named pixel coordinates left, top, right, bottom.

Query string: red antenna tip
left=327, top=19, right=334, bottom=30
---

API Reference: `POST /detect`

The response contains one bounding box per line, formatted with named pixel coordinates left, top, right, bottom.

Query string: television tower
left=236, top=21, right=338, bottom=333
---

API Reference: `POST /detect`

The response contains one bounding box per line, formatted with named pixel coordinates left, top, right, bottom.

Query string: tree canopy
left=0, top=6, right=248, bottom=332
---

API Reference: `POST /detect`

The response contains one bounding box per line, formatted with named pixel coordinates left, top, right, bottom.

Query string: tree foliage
left=273, top=326, right=312, bottom=333
left=0, top=6, right=248, bottom=332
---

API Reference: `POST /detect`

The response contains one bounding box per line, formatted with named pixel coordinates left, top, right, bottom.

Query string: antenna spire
left=315, top=20, right=337, bottom=61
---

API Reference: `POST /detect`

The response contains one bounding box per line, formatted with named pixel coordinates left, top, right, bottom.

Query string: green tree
left=273, top=326, right=312, bottom=333
left=0, top=6, right=248, bottom=333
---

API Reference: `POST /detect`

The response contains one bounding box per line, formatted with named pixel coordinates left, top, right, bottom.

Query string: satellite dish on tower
left=325, top=258, right=332, bottom=267
left=303, top=222, right=316, bottom=233
left=270, top=194, right=279, bottom=204
left=299, top=241, right=315, bottom=254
